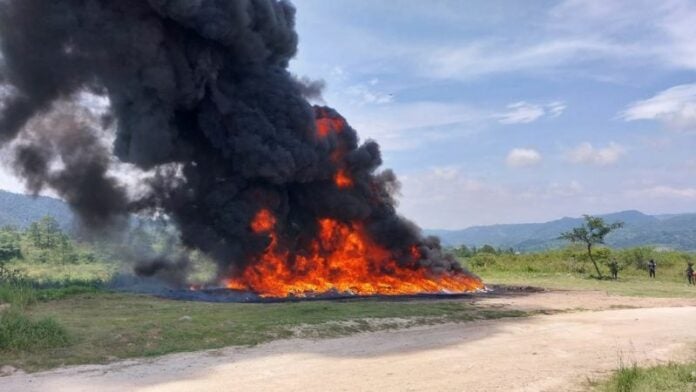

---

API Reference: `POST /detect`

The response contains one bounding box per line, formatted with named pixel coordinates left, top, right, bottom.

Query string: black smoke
left=0, top=0, right=474, bottom=286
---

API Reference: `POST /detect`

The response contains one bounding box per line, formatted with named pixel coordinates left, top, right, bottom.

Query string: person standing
left=647, top=259, right=656, bottom=278
left=609, top=259, right=619, bottom=280
left=687, top=263, right=695, bottom=285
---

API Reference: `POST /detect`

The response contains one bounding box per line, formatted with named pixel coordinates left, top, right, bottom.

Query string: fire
left=334, top=169, right=353, bottom=188
left=227, top=209, right=483, bottom=297
left=228, top=108, right=484, bottom=298
left=315, top=108, right=347, bottom=137
left=251, top=209, right=276, bottom=233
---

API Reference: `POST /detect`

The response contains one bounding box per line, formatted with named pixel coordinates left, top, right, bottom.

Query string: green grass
left=477, top=271, right=696, bottom=298
left=0, top=309, right=70, bottom=351
left=593, top=361, right=696, bottom=391
left=0, top=281, right=38, bottom=307
left=0, top=292, right=528, bottom=371
left=462, top=248, right=696, bottom=298
left=2, top=246, right=693, bottom=373
left=0, top=260, right=531, bottom=372
left=0, top=278, right=106, bottom=308
left=8, top=261, right=116, bottom=283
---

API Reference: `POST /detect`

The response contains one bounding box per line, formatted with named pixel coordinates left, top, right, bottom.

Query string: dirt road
left=3, top=303, right=695, bottom=392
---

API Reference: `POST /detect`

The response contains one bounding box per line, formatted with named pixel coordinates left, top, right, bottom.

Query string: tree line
left=0, top=216, right=96, bottom=264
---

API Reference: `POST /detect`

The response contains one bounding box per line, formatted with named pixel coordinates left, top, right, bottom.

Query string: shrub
left=0, top=282, right=37, bottom=307
left=0, top=309, right=70, bottom=351
left=613, top=363, right=639, bottom=392
left=468, top=253, right=498, bottom=268
left=0, top=261, right=37, bottom=307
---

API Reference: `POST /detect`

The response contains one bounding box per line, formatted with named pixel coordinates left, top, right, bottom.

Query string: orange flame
left=227, top=210, right=483, bottom=297
left=334, top=169, right=353, bottom=188
left=315, top=112, right=347, bottom=137
left=251, top=209, right=276, bottom=233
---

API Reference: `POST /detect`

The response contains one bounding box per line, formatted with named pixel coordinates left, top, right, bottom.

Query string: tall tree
left=559, top=215, right=624, bottom=278
left=0, top=227, right=21, bottom=261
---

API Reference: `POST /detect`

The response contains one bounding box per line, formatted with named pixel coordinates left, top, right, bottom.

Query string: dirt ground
left=2, top=290, right=696, bottom=392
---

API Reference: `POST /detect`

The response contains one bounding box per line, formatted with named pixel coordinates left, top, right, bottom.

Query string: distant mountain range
left=0, top=190, right=73, bottom=229
left=428, top=210, right=696, bottom=251
left=2, top=190, right=695, bottom=251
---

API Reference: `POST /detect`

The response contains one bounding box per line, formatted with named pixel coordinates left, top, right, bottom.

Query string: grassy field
left=590, top=360, right=696, bottom=391
left=2, top=291, right=526, bottom=371
left=3, top=246, right=696, bottom=374
left=463, top=246, right=696, bottom=298
left=9, top=262, right=116, bottom=283
left=478, top=271, right=696, bottom=298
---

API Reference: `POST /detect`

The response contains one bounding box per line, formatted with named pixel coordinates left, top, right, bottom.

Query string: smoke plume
left=0, top=0, right=475, bottom=288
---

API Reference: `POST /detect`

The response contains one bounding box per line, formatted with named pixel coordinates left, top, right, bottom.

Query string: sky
left=287, top=0, right=696, bottom=229
left=1, top=0, right=696, bottom=230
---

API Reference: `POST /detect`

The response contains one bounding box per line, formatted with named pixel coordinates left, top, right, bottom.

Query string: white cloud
left=565, top=142, right=626, bottom=166
left=497, top=101, right=566, bottom=124
left=547, top=180, right=583, bottom=197
left=638, top=185, right=696, bottom=199
left=506, top=148, right=542, bottom=168
left=498, top=102, right=545, bottom=124
left=398, top=166, right=696, bottom=229
left=547, top=0, right=696, bottom=70
left=547, top=101, right=567, bottom=117
left=421, top=1, right=696, bottom=80
left=0, top=165, right=25, bottom=194
left=294, top=0, right=696, bottom=83
left=345, top=83, right=393, bottom=105
left=324, top=97, right=487, bottom=152
left=427, top=39, right=622, bottom=80
left=398, top=168, right=610, bottom=229
left=621, top=83, right=696, bottom=131
left=430, top=166, right=463, bottom=181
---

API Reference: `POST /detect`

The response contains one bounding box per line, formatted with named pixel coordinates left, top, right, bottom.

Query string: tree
left=559, top=215, right=624, bottom=278
left=27, top=216, right=63, bottom=249
left=0, top=227, right=21, bottom=261
left=479, top=244, right=498, bottom=254
left=453, top=245, right=473, bottom=258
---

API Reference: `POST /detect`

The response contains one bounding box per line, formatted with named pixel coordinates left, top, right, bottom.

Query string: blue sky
left=1, top=1, right=695, bottom=230
left=287, top=0, right=696, bottom=228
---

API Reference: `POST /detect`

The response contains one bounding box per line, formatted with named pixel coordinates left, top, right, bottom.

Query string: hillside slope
left=0, top=190, right=73, bottom=229
left=428, top=210, right=696, bottom=251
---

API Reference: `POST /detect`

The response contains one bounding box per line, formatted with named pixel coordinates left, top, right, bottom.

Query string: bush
left=0, top=282, right=37, bottom=308
left=0, top=309, right=70, bottom=351
left=619, top=247, right=654, bottom=270
left=35, top=284, right=102, bottom=301
left=613, top=363, right=639, bottom=392
left=0, top=261, right=37, bottom=307
left=460, top=245, right=695, bottom=281
left=468, top=253, right=498, bottom=268
left=596, top=361, right=696, bottom=392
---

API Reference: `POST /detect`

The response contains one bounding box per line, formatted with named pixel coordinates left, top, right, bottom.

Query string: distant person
left=687, top=263, right=695, bottom=286
left=647, top=259, right=656, bottom=278
left=609, top=259, right=619, bottom=280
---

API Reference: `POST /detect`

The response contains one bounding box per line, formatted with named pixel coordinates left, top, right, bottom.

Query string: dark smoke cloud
left=9, top=101, right=129, bottom=229
left=0, top=0, right=472, bottom=285
left=293, top=76, right=326, bottom=101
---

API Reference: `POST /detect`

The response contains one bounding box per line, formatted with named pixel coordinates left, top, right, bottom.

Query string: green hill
left=0, top=190, right=74, bottom=230
left=428, top=210, right=696, bottom=251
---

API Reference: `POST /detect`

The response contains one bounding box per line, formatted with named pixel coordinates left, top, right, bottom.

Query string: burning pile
left=0, top=0, right=483, bottom=297
left=226, top=108, right=482, bottom=297
left=228, top=209, right=481, bottom=297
